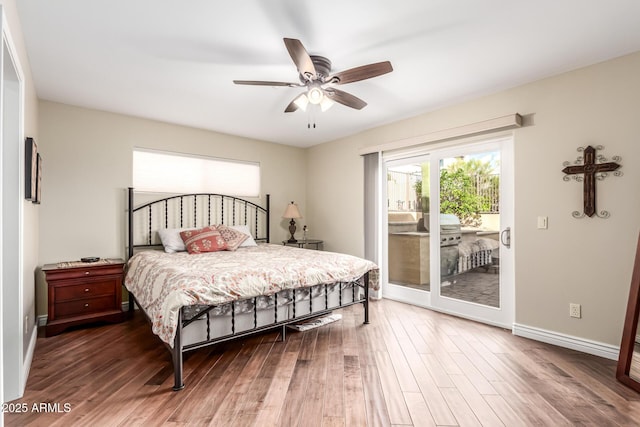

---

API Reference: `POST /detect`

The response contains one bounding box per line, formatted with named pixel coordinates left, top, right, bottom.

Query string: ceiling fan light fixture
left=293, top=94, right=309, bottom=111
left=320, top=96, right=334, bottom=112
left=307, top=86, right=324, bottom=104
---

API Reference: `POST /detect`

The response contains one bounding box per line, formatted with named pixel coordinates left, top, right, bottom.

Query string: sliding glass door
left=384, top=155, right=433, bottom=306
left=382, top=137, right=513, bottom=328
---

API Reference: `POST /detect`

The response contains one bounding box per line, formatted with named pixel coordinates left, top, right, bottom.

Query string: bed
left=125, top=188, right=378, bottom=391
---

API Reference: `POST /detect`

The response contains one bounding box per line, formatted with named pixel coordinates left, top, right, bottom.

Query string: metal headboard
left=127, top=187, right=270, bottom=258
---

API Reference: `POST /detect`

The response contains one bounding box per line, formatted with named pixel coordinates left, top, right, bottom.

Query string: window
left=133, top=149, right=260, bottom=197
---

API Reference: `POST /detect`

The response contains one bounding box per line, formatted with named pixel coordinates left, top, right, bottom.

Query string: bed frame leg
left=363, top=272, right=370, bottom=324
left=281, top=324, right=286, bottom=342
left=172, top=311, right=185, bottom=391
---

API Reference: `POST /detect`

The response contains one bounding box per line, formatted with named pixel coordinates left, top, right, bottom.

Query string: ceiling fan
left=233, top=38, right=393, bottom=113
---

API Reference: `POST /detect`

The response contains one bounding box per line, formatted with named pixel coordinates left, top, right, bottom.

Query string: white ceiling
left=16, top=1, right=640, bottom=148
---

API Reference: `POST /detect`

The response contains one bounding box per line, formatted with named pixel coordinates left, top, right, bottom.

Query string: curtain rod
left=359, top=113, right=523, bottom=156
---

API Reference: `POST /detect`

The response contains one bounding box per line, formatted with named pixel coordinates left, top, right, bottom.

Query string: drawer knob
left=84, top=303, right=89, bottom=307
left=84, top=288, right=90, bottom=292
left=84, top=271, right=90, bottom=275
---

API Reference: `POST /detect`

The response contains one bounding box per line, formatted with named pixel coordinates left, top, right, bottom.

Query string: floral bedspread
left=125, top=244, right=378, bottom=346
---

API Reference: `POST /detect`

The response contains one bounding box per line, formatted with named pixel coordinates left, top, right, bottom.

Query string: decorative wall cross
left=562, top=145, right=622, bottom=218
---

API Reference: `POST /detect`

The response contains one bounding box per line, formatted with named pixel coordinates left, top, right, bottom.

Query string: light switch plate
left=537, top=216, right=548, bottom=229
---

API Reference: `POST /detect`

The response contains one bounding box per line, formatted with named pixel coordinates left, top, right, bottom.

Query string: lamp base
left=288, top=219, right=297, bottom=243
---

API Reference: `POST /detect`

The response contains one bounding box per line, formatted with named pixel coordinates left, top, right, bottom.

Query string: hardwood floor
left=6, top=299, right=640, bottom=426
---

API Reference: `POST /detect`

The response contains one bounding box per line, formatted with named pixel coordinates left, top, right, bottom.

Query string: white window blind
left=133, top=149, right=260, bottom=197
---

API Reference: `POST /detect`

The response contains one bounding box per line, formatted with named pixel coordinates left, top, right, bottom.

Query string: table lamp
left=282, top=201, right=302, bottom=243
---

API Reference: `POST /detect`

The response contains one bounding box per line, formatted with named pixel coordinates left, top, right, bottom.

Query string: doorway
left=1, top=9, right=26, bottom=402
left=382, top=136, right=514, bottom=328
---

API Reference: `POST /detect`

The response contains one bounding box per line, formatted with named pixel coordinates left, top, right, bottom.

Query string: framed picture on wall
left=34, top=153, right=43, bottom=204
left=25, top=137, right=37, bottom=201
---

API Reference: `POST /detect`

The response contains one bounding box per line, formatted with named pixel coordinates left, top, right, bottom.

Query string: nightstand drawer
left=44, top=265, right=124, bottom=281
left=54, top=296, right=117, bottom=318
left=55, top=280, right=117, bottom=302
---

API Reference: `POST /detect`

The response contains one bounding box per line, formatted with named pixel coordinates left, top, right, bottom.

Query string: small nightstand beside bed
left=43, top=259, right=127, bottom=336
left=125, top=188, right=378, bottom=391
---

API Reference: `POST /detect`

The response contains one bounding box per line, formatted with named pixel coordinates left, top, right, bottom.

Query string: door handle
left=501, top=227, right=511, bottom=248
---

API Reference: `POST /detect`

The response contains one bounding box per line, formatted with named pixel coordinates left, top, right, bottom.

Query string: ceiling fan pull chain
left=307, top=106, right=317, bottom=129
left=312, top=105, right=317, bottom=129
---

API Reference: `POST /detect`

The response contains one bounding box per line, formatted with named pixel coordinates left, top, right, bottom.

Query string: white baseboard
left=36, top=301, right=131, bottom=327
left=513, top=323, right=619, bottom=361
left=22, top=325, right=38, bottom=395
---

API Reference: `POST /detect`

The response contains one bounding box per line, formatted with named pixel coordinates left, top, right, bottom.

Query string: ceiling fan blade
left=324, top=88, right=367, bottom=110
left=233, top=80, right=301, bottom=87
left=283, top=38, right=316, bottom=81
left=284, top=98, right=299, bottom=113
left=328, top=61, right=393, bottom=85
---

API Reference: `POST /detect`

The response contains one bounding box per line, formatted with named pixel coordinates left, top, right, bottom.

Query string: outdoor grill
left=439, top=214, right=462, bottom=246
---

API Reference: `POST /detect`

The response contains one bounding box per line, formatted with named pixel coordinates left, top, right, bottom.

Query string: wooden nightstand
left=43, top=258, right=127, bottom=336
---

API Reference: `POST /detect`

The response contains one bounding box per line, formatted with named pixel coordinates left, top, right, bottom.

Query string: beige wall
left=32, top=47, right=640, bottom=350
left=0, top=0, right=40, bottom=361
left=307, top=51, right=640, bottom=347
left=37, top=101, right=306, bottom=315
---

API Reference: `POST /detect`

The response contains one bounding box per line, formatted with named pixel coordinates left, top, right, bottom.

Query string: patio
left=396, top=266, right=500, bottom=308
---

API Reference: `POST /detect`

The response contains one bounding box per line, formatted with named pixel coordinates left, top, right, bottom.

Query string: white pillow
left=229, top=225, right=258, bottom=247
left=158, top=228, right=193, bottom=253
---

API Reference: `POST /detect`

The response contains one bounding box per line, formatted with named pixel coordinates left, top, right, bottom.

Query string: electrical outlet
left=569, top=303, right=581, bottom=318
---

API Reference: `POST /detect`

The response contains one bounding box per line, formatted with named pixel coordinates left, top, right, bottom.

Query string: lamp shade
left=293, top=94, right=309, bottom=112
left=282, top=201, right=302, bottom=219
left=307, top=87, right=323, bottom=105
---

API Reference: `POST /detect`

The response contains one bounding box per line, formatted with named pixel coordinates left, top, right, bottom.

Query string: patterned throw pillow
left=180, top=226, right=228, bottom=254
left=217, top=225, right=250, bottom=251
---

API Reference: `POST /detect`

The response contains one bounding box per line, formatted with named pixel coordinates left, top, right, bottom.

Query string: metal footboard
left=169, top=272, right=370, bottom=391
